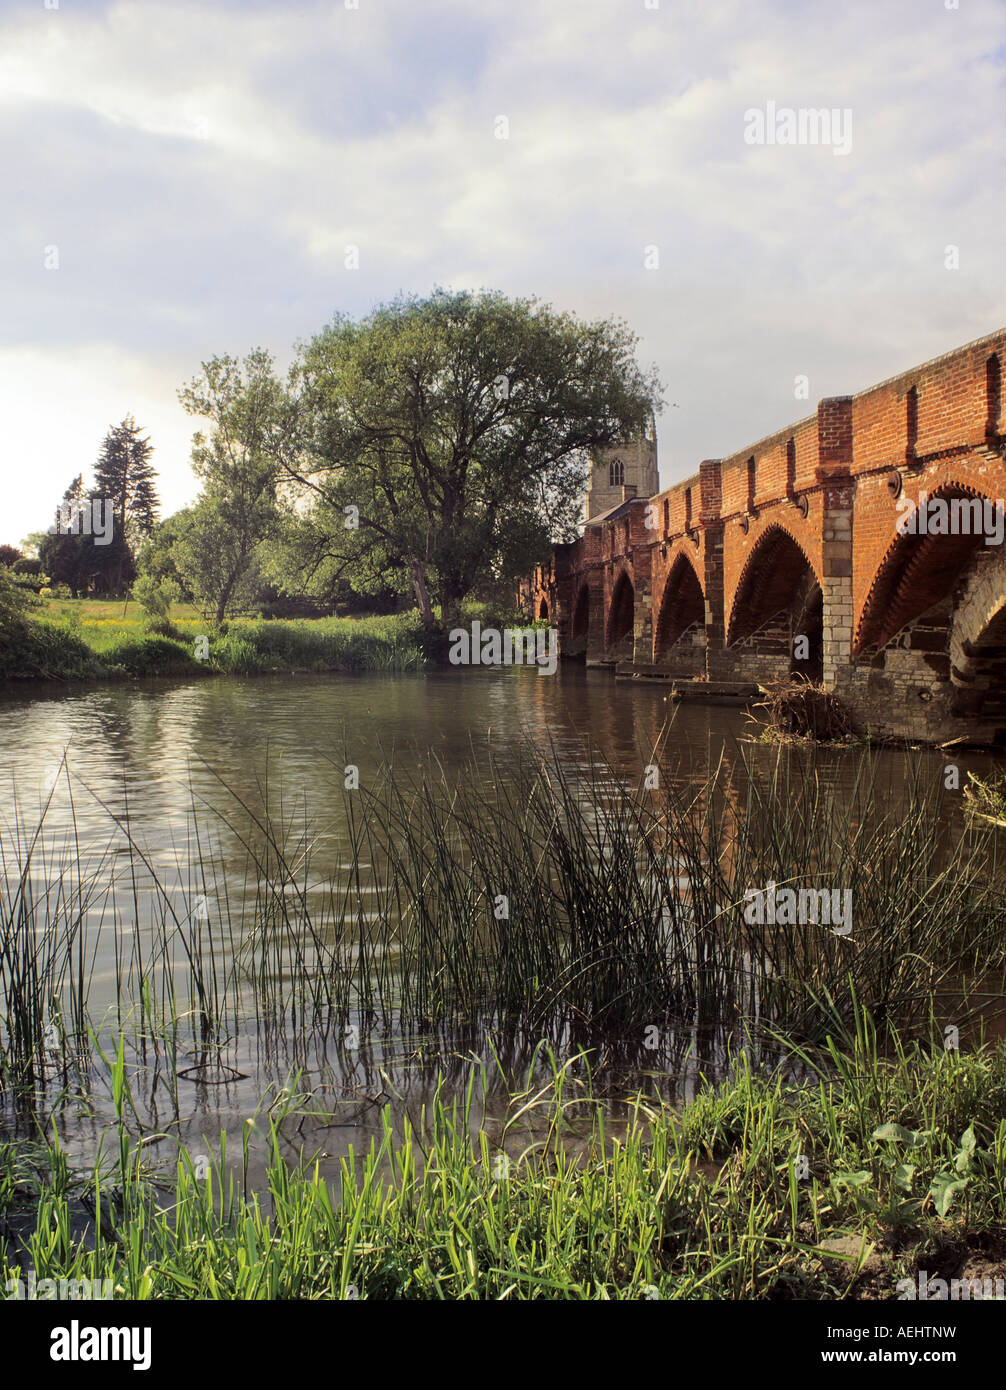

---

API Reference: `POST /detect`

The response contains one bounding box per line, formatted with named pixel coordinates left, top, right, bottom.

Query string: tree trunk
left=215, top=574, right=238, bottom=625
left=439, top=577, right=466, bottom=634
left=411, top=558, right=435, bottom=627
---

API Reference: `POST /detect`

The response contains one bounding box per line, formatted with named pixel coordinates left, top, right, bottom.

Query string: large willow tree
left=277, top=289, right=662, bottom=627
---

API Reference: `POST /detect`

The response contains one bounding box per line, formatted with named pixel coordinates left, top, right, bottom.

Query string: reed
left=0, top=741, right=1002, bottom=1106
left=4, top=1015, right=1006, bottom=1300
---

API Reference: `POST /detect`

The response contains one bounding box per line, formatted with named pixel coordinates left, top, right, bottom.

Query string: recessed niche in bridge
left=906, top=385, right=919, bottom=466
left=987, top=354, right=1002, bottom=442
left=785, top=438, right=797, bottom=500
left=793, top=494, right=810, bottom=518
left=885, top=469, right=903, bottom=499
left=738, top=514, right=750, bottom=534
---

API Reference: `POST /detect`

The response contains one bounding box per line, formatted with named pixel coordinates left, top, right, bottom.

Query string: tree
left=0, top=545, right=22, bottom=568
left=285, top=289, right=662, bottom=628
left=176, top=351, right=289, bottom=622
left=135, top=511, right=195, bottom=600
left=132, top=572, right=181, bottom=621
left=0, top=566, right=39, bottom=633
left=93, top=416, right=160, bottom=593
left=171, top=499, right=272, bottom=621
left=38, top=475, right=130, bottom=597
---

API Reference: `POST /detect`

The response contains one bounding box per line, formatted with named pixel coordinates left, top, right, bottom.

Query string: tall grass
left=264, top=741, right=1005, bottom=1041
left=0, top=740, right=1002, bottom=1113
left=3, top=742, right=1006, bottom=1301
left=208, top=615, right=424, bottom=674
left=5, top=1015, right=1006, bottom=1299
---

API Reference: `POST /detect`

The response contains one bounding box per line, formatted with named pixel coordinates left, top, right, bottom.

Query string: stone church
left=584, top=416, right=659, bottom=524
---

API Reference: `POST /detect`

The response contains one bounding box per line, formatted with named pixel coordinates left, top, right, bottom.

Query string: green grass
left=38, top=596, right=205, bottom=630
left=3, top=1017, right=1006, bottom=1299
left=1, top=595, right=551, bottom=681
left=1, top=601, right=427, bottom=679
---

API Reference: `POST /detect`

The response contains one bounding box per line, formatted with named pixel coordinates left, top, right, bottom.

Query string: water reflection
left=0, top=665, right=1003, bottom=1178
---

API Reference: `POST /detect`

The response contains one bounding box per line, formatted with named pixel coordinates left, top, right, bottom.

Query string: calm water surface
left=0, top=667, right=1000, bottom=1177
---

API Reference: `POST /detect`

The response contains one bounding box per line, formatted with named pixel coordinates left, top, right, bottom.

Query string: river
left=0, top=666, right=999, bottom=1178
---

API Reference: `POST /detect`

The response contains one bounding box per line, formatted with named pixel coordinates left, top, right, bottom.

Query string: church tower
left=585, top=414, right=659, bottom=521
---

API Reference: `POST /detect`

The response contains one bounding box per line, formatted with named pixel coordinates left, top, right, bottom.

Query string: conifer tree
left=93, top=416, right=160, bottom=593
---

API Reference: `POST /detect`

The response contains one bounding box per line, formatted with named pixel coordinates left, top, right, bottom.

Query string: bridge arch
left=655, top=552, right=705, bottom=667
left=930, top=538, right=1006, bottom=722
left=606, top=569, right=635, bottom=660
left=572, top=583, right=590, bottom=635
left=855, top=482, right=993, bottom=657
left=560, top=582, right=593, bottom=659
left=727, top=524, right=823, bottom=680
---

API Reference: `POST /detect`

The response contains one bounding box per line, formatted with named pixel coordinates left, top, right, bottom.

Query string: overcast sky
left=2, top=0, right=1004, bottom=547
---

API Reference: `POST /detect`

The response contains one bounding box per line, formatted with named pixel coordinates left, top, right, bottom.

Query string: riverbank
left=3, top=1020, right=1004, bottom=1300
left=0, top=600, right=428, bottom=681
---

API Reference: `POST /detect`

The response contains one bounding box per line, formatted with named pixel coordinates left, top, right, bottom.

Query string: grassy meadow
left=2, top=596, right=428, bottom=680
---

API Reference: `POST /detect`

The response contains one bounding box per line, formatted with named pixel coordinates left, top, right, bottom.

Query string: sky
left=1, top=0, right=1004, bottom=547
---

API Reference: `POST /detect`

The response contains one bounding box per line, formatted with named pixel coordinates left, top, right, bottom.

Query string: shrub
left=0, top=619, right=103, bottom=680
left=0, top=567, right=40, bottom=631
left=132, top=574, right=180, bottom=621
left=102, top=635, right=199, bottom=676
left=142, top=615, right=184, bottom=640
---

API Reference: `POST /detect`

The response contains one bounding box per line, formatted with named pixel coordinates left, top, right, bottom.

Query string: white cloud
left=0, top=0, right=1004, bottom=543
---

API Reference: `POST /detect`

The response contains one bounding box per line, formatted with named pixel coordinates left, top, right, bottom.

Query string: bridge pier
left=818, top=399, right=855, bottom=690
left=630, top=501, right=654, bottom=668
left=584, top=575, right=607, bottom=665
left=821, top=477, right=854, bottom=689
left=699, top=461, right=727, bottom=677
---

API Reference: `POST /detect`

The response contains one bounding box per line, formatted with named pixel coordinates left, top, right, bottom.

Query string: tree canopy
left=174, top=350, right=289, bottom=622
left=38, top=474, right=133, bottom=598
left=281, top=289, right=662, bottom=626
left=94, top=415, right=159, bottom=540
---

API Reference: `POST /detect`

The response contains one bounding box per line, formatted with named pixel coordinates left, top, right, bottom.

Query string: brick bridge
left=525, top=327, right=1006, bottom=744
